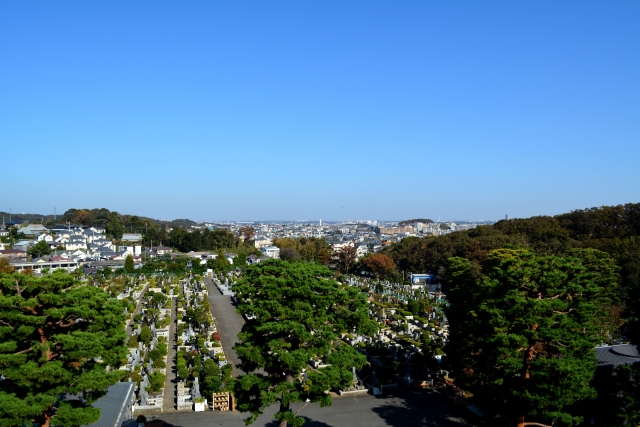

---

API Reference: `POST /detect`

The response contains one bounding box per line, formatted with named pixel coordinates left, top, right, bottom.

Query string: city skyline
left=0, top=204, right=620, bottom=225
left=3, top=206, right=506, bottom=223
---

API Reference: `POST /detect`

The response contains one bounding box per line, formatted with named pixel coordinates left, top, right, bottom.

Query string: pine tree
left=233, top=260, right=377, bottom=427
left=0, top=271, right=127, bottom=426
left=445, top=248, right=618, bottom=426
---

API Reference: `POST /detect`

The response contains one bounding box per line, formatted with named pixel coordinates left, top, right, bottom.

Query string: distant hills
left=0, top=208, right=195, bottom=230
left=397, top=218, right=433, bottom=226
left=384, top=202, right=640, bottom=335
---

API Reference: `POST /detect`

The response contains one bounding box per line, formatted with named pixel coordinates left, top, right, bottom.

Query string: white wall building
left=260, top=246, right=280, bottom=259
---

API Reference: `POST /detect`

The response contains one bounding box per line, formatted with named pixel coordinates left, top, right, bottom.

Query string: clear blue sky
left=1, top=1, right=638, bottom=221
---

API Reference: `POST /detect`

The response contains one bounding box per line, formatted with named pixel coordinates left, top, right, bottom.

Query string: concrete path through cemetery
left=204, top=277, right=246, bottom=377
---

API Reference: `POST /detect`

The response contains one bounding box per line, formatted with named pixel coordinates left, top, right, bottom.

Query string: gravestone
left=192, top=376, right=201, bottom=399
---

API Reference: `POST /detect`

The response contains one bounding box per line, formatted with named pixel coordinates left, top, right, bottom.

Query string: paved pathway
left=204, top=277, right=245, bottom=377
left=148, top=389, right=477, bottom=427
left=162, top=296, right=178, bottom=412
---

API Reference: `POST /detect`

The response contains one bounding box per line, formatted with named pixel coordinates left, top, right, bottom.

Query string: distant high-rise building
left=505, top=214, right=509, bottom=220
left=319, top=219, right=323, bottom=226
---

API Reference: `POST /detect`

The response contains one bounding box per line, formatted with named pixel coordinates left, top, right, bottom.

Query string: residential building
left=121, top=233, right=143, bottom=243
left=254, top=236, right=272, bottom=248
left=9, top=259, right=79, bottom=274
left=376, top=225, right=414, bottom=235
left=17, top=224, right=49, bottom=237
left=0, top=249, right=27, bottom=259
left=260, top=246, right=280, bottom=259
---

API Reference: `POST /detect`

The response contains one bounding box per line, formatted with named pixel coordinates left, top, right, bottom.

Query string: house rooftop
left=82, top=382, right=136, bottom=427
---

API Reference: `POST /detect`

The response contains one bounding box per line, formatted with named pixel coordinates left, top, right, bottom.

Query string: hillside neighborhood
left=1, top=208, right=638, bottom=427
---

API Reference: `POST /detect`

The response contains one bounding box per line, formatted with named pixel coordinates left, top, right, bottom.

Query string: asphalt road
left=204, top=277, right=246, bottom=377
left=147, top=389, right=477, bottom=427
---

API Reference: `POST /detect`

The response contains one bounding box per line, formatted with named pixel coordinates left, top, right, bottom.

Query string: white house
left=121, top=233, right=143, bottom=243
left=152, top=246, right=173, bottom=255
left=36, top=233, right=54, bottom=242
left=260, top=246, right=280, bottom=259
left=118, top=245, right=142, bottom=256
left=356, top=244, right=369, bottom=258
left=332, top=242, right=355, bottom=252
left=254, top=237, right=272, bottom=248
left=64, top=241, right=87, bottom=251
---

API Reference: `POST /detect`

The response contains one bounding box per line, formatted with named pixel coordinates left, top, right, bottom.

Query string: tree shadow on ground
left=146, top=421, right=179, bottom=427
left=370, top=390, right=477, bottom=427
left=128, top=419, right=181, bottom=427
left=265, top=416, right=334, bottom=427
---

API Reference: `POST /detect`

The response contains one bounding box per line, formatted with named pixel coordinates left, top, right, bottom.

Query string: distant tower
left=505, top=214, right=509, bottom=220
left=319, top=219, right=322, bottom=226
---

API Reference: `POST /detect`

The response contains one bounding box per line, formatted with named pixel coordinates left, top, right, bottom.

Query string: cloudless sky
left=1, top=1, right=638, bottom=221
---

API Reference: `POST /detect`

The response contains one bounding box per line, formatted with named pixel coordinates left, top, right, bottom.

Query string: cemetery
left=108, top=265, right=449, bottom=418
left=339, top=275, right=450, bottom=393
left=112, top=273, right=233, bottom=414
left=174, top=275, right=233, bottom=412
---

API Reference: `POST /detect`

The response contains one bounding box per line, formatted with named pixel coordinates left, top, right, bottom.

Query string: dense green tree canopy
left=106, top=212, right=125, bottom=240
left=273, top=237, right=332, bottom=265
left=206, top=249, right=231, bottom=272
left=28, top=240, right=52, bottom=259
left=444, top=248, right=618, bottom=426
left=0, top=271, right=127, bottom=427
left=202, top=358, right=222, bottom=397
left=384, top=203, right=640, bottom=326
left=169, top=228, right=251, bottom=253
left=232, top=260, right=377, bottom=427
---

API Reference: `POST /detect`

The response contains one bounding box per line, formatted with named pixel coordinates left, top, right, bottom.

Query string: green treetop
left=0, top=271, right=127, bottom=427
left=139, top=326, right=152, bottom=346
left=232, top=259, right=377, bottom=427
left=28, top=240, right=51, bottom=259
left=124, top=254, right=134, bottom=274
left=444, top=248, right=618, bottom=427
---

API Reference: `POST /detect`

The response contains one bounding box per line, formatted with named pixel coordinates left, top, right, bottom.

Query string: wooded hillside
left=397, top=218, right=433, bottom=226
left=384, top=203, right=640, bottom=324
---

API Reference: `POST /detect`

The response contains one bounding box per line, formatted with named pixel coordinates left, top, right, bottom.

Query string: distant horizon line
left=1, top=214, right=500, bottom=224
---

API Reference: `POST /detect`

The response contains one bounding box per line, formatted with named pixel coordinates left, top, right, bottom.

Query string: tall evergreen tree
left=445, top=248, right=618, bottom=427
left=0, top=271, right=127, bottom=426
left=124, top=254, right=134, bottom=274
left=233, top=260, right=377, bottom=427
